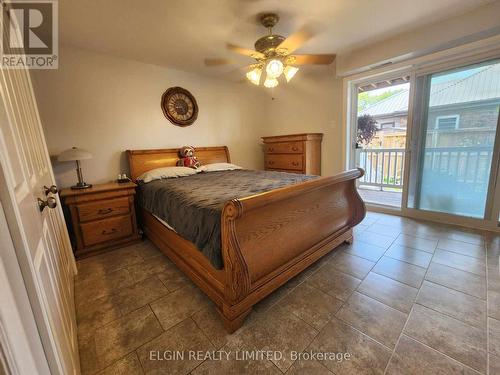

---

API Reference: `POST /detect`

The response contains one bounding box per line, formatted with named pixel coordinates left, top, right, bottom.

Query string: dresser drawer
left=80, top=215, right=133, bottom=247
left=77, top=197, right=130, bottom=222
left=265, top=154, right=303, bottom=171
left=265, top=141, right=303, bottom=154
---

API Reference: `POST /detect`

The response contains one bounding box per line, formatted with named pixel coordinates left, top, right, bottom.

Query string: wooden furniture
left=60, top=182, right=141, bottom=259
left=262, top=133, right=323, bottom=175
left=127, top=146, right=365, bottom=333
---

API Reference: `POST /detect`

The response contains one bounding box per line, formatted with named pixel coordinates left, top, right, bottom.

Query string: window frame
left=380, top=121, right=396, bottom=129
left=434, top=115, right=460, bottom=130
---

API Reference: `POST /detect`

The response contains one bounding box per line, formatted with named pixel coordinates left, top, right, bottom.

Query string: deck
left=358, top=187, right=402, bottom=207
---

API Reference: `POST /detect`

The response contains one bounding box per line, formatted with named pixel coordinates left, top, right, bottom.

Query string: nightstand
left=60, top=182, right=141, bottom=259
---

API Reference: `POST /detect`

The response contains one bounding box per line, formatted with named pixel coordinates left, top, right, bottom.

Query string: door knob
left=44, top=185, right=58, bottom=195
left=38, top=197, right=57, bottom=212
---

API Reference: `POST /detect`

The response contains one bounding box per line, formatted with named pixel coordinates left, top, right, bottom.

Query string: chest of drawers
left=60, top=182, right=141, bottom=259
left=262, top=133, right=323, bottom=175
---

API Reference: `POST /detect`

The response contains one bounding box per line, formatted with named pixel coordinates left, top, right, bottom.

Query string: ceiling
left=60, top=0, right=494, bottom=76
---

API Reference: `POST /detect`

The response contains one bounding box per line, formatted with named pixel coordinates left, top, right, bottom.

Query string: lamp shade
left=58, top=147, right=93, bottom=162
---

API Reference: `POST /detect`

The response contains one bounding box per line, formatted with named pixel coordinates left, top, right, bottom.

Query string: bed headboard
left=126, top=146, right=231, bottom=181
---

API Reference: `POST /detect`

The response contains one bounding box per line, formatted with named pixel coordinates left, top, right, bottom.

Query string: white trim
left=0, top=316, right=19, bottom=375
left=339, top=34, right=500, bottom=79
left=491, top=160, right=500, bottom=227
left=379, top=121, right=396, bottom=129
left=401, top=70, right=417, bottom=216
left=367, top=204, right=500, bottom=232
left=434, top=115, right=460, bottom=130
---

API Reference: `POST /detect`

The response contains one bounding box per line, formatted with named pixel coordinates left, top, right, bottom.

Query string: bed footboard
left=220, top=168, right=365, bottom=331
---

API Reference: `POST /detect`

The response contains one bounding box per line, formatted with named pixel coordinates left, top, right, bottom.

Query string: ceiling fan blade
left=291, top=54, right=336, bottom=65
left=277, top=25, right=315, bottom=54
left=204, top=58, right=234, bottom=66
left=226, top=43, right=264, bottom=59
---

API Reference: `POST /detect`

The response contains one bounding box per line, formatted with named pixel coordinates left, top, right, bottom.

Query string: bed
left=127, top=146, right=366, bottom=332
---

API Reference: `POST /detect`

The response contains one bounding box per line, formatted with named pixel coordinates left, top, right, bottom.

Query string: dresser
left=60, top=182, right=141, bottom=259
left=262, top=133, right=323, bottom=175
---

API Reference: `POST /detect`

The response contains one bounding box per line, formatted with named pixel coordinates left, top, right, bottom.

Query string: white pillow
left=138, top=166, right=198, bottom=183
left=199, top=163, right=243, bottom=172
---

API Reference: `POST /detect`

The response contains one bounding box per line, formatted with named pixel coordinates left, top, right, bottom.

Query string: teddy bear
left=176, top=145, right=201, bottom=169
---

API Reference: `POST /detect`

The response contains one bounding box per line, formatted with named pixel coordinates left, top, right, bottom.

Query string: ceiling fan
left=205, top=13, right=336, bottom=88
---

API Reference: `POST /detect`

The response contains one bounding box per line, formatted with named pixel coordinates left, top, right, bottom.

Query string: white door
left=0, top=10, right=79, bottom=375
left=0, top=200, right=50, bottom=375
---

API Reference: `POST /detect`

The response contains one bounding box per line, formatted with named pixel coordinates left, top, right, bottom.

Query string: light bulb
left=266, top=59, right=284, bottom=78
left=284, top=66, right=299, bottom=82
left=246, top=67, right=262, bottom=85
left=264, top=77, right=278, bottom=88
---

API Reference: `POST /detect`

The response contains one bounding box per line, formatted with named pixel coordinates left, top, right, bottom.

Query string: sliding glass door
left=352, top=76, right=411, bottom=208
left=410, top=60, right=500, bottom=220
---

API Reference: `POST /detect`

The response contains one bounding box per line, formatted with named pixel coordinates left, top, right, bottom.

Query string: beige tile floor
left=75, top=212, right=500, bottom=375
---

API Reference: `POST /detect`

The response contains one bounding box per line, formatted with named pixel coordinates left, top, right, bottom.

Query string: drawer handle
left=98, top=208, right=114, bottom=215
left=291, top=147, right=298, bottom=151
left=291, top=162, right=299, bottom=166
left=102, top=228, right=117, bottom=235
left=268, top=147, right=274, bottom=152
left=269, top=161, right=275, bottom=165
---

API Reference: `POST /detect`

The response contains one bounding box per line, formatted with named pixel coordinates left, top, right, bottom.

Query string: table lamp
left=58, top=147, right=93, bottom=189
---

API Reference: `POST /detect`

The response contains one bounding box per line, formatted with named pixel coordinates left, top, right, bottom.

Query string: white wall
left=263, top=67, right=345, bottom=176
left=32, top=47, right=267, bottom=187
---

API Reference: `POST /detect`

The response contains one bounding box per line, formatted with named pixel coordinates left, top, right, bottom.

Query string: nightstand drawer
left=77, top=197, right=130, bottom=222
left=265, top=141, right=303, bottom=154
left=266, top=154, right=303, bottom=171
left=80, top=215, right=133, bottom=247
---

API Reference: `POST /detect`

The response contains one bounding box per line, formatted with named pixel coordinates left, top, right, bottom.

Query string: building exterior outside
left=359, top=65, right=500, bottom=149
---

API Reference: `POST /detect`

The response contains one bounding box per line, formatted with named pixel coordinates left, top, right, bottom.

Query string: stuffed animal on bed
left=176, top=146, right=201, bottom=169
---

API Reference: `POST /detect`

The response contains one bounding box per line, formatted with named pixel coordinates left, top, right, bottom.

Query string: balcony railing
left=422, top=146, right=493, bottom=193
left=359, top=148, right=405, bottom=189
left=359, top=146, right=493, bottom=191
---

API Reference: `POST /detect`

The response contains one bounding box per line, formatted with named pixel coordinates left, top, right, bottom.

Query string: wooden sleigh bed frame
left=127, top=146, right=366, bottom=332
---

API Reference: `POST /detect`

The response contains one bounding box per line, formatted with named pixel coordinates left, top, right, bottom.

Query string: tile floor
left=75, top=211, right=500, bottom=375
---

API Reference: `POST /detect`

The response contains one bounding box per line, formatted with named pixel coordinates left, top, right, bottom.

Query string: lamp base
left=71, top=182, right=92, bottom=190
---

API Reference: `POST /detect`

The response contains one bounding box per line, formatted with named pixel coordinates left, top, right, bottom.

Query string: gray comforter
left=138, top=169, right=317, bottom=269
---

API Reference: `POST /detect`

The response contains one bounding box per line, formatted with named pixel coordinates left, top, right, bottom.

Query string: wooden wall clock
left=161, top=87, right=198, bottom=126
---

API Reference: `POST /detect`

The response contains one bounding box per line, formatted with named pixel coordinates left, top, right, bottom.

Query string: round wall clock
left=161, top=87, right=198, bottom=126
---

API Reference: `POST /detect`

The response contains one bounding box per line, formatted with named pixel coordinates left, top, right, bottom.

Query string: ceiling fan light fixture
left=264, top=77, right=279, bottom=88
left=284, top=65, right=299, bottom=82
left=265, top=59, right=284, bottom=78
left=246, top=67, right=262, bottom=85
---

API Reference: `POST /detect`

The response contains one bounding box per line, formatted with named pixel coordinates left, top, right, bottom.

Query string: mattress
left=137, top=169, right=317, bottom=269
